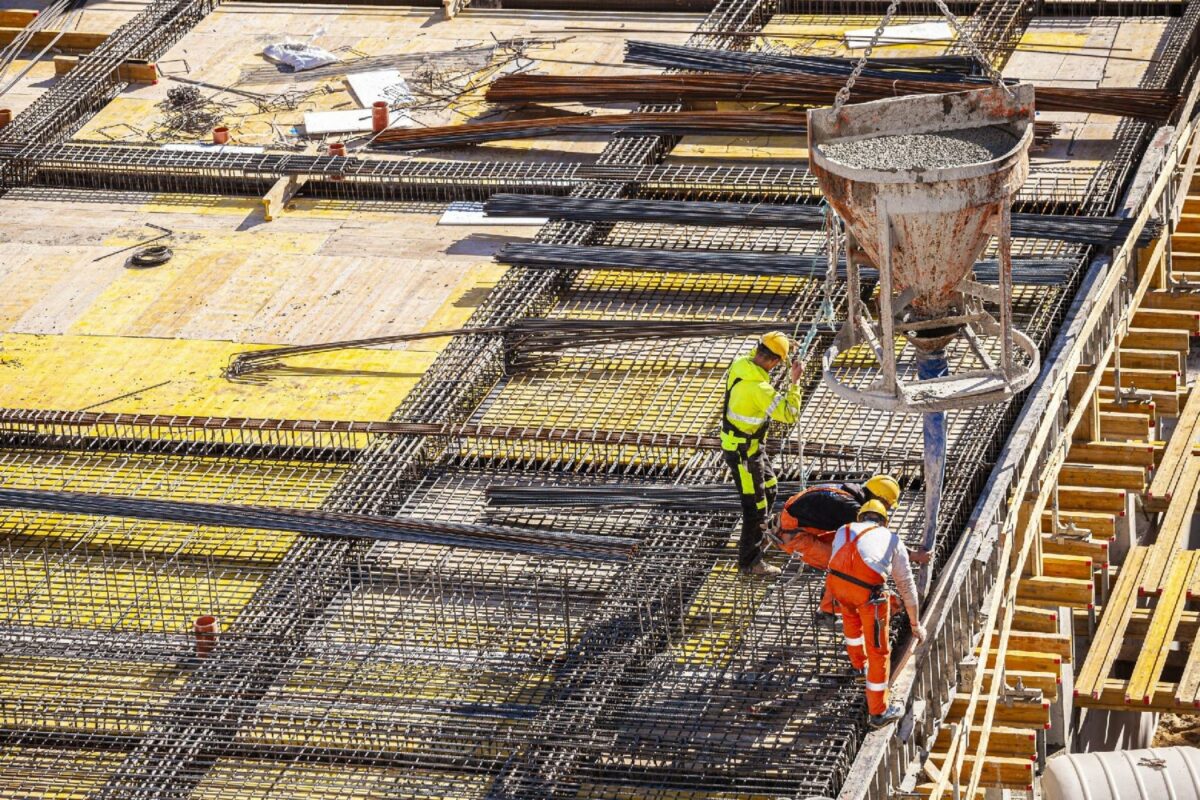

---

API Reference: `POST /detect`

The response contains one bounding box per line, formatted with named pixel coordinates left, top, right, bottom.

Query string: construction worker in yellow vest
left=721, top=331, right=804, bottom=577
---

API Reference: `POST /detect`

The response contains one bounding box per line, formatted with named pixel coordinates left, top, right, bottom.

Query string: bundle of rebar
left=486, top=72, right=1178, bottom=122
left=486, top=481, right=867, bottom=510
left=624, top=40, right=979, bottom=83
left=371, top=111, right=811, bottom=151
left=226, top=318, right=804, bottom=378
left=496, top=243, right=1075, bottom=284
left=485, top=194, right=1160, bottom=246
left=371, top=111, right=1054, bottom=152
left=0, top=487, right=637, bottom=561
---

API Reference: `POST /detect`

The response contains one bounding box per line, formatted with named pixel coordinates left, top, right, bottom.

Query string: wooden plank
left=262, top=175, right=309, bottom=222
left=1113, top=348, right=1185, bottom=373
left=1075, top=547, right=1148, bottom=699
left=1142, top=289, right=1200, bottom=312
left=925, top=753, right=1034, bottom=787
left=1078, top=678, right=1180, bottom=711
left=1097, top=397, right=1160, bottom=418
left=1068, top=440, right=1158, bottom=468
left=1178, top=213, right=1200, bottom=234
left=1124, top=327, right=1191, bottom=353
left=983, top=668, right=1059, bottom=701
left=932, top=726, right=1036, bottom=759
left=1016, top=575, right=1094, bottom=607
left=0, top=27, right=108, bottom=51
left=1141, top=455, right=1200, bottom=596
left=52, top=55, right=78, bottom=77
left=1042, top=535, right=1109, bottom=564
left=977, top=648, right=1062, bottom=675
left=1176, top=558, right=1200, bottom=708
left=1188, top=553, right=1200, bottom=601
left=1133, top=308, right=1200, bottom=335
left=1058, top=463, right=1146, bottom=493
left=1146, top=380, right=1200, bottom=506
left=54, top=55, right=156, bottom=84
left=1012, top=605, right=1059, bottom=634
left=0, top=10, right=38, bottom=27
left=1055, top=485, right=1127, bottom=513
left=1040, top=510, right=1117, bottom=539
left=1042, top=553, right=1094, bottom=582
left=1100, top=367, right=1181, bottom=392
left=1127, top=555, right=1193, bottom=705
left=1099, top=411, right=1154, bottom=440
left=1006, top=629, right=1073, bottom=662
left=1172, top=231, right=1200, bottom=252
left=948, top=694, right=1050, bottom=729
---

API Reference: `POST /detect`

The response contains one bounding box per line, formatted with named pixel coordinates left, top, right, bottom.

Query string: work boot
left=815, top=610, right=839, bottom=630
left=867, top=702, right=905, bottom=729
left=847, top=666, right=866, bottom=683
left=741, top=560, right=782, bottom=578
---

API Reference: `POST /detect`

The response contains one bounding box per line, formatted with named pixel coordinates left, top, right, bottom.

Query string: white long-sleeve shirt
left=830, top=520, right=920, bottom=621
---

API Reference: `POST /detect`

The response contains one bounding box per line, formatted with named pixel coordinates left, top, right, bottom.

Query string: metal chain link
left=930, top=0, right=1008, bottom=89
left=833, top=0, right=1011, bottom=112
left=832, top=0, right=902, bottom=113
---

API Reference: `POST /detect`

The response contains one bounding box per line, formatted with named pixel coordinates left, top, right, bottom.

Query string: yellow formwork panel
left=71, top=231, right=331, bottom=337
left=320, top=590, right=573, bottom=660
left=195, top=759, right=493, bottom=800
left=478, top=366, right=724, bottom=438
left=0, top=449, right=340, bottom=560
left=756, top=14, right=958, bottom=57
left=277, top=657, right=553, bottom=707
left=0, top=656, right=189, bottom=735
left=0, top=333, right=435, bottom=420
left=669, top=559, right=771, bottom=668
left=0, top=553, right=262, bottom=632
left=1, top=512, right=299, bottom=564
left=670, top=134, right=808, bottom=162
left=568, top=270, right=809, bottom=299
left=0, top=450, right=344, bottom=504
left=0, top=747, right=122, bottom=800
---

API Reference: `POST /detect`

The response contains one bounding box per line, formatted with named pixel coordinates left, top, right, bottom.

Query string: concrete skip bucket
left=809, top=83, right=1039, bottom=414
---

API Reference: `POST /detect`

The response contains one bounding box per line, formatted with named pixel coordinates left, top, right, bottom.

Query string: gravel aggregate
left=819, top=125, right=1017, bottom=170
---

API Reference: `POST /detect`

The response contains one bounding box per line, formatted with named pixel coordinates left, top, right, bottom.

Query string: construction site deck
left=0, top=0, right=1199, bottom=798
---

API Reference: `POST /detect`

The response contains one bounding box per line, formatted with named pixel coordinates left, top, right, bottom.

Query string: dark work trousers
left=723, top=448, right=778, bottom=569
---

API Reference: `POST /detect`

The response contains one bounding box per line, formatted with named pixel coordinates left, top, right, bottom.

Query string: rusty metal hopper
left=808, top=84, right=1034, bottom=319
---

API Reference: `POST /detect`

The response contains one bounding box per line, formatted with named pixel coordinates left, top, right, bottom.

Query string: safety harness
left=828, top=524, right=886, bottom=602
left=721, top=376, right=770, bottom=455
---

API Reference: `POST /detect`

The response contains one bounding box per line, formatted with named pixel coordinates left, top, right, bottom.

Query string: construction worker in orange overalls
left=826, top=499, right=927, bottom=727
left=775, top=475, right=902, bottom=629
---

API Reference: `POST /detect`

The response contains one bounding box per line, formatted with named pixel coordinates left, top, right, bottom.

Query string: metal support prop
left=846, top=230, right=863, bottom=348
left=919, top=348, right=949, bottom=596
left=997, top=203, right=1014, bottom=378
left=877, top=199, right=898, bottom=394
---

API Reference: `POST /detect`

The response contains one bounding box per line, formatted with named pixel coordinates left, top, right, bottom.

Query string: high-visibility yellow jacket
left=720, top=354, right=803, bottom=455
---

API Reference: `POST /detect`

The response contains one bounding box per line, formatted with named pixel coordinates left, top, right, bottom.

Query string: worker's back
left=830, top=521, right=899, bottom=584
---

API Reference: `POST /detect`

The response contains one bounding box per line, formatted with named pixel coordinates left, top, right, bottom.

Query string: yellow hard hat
left=865, top=475, right=901, bottom=508
left=858, top=499, right=890, bottom=523
left=760, top=331, right=790, bottom=360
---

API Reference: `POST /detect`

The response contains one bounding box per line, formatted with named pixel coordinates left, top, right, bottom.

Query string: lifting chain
left=929, top=0, right=1007, bottom=89
left=832, top=0, right=902, bottom=114
left=832, top=0, right=1008, bottom=114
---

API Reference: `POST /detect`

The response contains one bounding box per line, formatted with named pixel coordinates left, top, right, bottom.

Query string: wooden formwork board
left=1077, top=550, right=1200, bottom=710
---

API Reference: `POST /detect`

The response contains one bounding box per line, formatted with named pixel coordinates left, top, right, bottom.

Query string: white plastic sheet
left=262, top=42, right=339, bottom=72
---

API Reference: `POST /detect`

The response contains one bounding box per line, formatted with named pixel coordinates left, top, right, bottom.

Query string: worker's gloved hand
left=912, top=623, right=927, bottom=643
left=789, top=360, right=804, bottom=383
